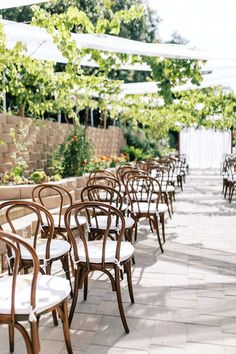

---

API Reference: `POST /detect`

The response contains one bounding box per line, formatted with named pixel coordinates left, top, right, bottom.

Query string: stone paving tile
left=2, top=173, right=236, bottom=353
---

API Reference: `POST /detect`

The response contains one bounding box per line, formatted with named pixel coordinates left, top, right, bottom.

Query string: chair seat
left=129, top=202, right=168, bottom=214
left=128, top=192, right=158, bottom=202
left=161, top=185, right=175, bottom=193
left=0, top=274, right=70, bottom=316
left=20, top=239, right=71, bottom=260
left=42, top=214, right=86, bottom=229
left=90, top=215, right=135, bottom=230
left=76, top=240, right=134, bottom=263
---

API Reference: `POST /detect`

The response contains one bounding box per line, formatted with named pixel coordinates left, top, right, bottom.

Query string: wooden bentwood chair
left=126, top=175, right=168, bottom=253
left=64, top=201, right=134, bottom=333
left=0, top=230, right=72, bottom=354
left=32, top=183, right=87, bottom=239
left=0, top=200, right=71, bottom=278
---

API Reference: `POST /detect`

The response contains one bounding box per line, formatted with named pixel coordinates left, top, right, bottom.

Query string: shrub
left=29, top=171, right=49, bottom=184
left=59, top=125, right=94, bottom=177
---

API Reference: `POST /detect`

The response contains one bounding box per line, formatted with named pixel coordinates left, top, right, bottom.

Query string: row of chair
left=0, top=154, right=188, bottom=353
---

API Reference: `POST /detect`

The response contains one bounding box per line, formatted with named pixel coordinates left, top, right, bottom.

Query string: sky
left=147, top=0, right=236, bottom=54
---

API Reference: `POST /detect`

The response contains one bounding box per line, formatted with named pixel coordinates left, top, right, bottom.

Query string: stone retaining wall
left=0, top=114, right=125, bottom=174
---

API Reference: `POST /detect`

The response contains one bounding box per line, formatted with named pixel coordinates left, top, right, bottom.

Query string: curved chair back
left=32, top=183, right=73, bottom=230
left=87, top=176, right=121, bottom=191
left=0, top=200, right=54, bottom=268
left=0, top=230, right=39, bottom=322
left=81, top=185, right=123, bottom=210
left=126, top=175, right=161, bottom=214
left=65, top=201, right=126, bottom=269
left=88, top=169, right=115, bottom=179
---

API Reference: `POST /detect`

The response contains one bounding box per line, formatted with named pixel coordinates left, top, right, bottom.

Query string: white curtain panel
left=180, top=127, right=231, bottom=169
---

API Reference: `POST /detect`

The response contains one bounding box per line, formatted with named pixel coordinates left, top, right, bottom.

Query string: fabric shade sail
left=3, top=19, right=236, bottom=64
left=0, top=0, right=50, bottom=9
left=121, top=70, right=236, bottom=95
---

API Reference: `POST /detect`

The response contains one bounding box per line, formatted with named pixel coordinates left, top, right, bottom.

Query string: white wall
left=180, top=127, right=231, bottom=169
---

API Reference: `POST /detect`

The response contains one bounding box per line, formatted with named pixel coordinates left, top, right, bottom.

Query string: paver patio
left=1, top=172, right=236, bottom=354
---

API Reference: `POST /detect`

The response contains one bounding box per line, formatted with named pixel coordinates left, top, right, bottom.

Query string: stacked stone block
left=0, top=114, right=125, bottom=175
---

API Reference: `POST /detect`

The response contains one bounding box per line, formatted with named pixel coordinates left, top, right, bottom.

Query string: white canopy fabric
left=3, top=19, right=236, bottom=64
left=121, top=70, right=236, bottom=95
left=0, top=0, right=49, bottom=10
left=2, top=19, right=236, bottom=94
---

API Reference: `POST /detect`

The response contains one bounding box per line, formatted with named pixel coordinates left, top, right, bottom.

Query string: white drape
left=180, top=127, right=231, bottom=169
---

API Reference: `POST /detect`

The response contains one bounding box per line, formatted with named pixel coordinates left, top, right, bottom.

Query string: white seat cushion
left=42, top=214, right=86, bottom=229
left=20, top=239, right=71, bottom=260
left=129, top=202, right=168, bottom=214
left=128, top=192, right=158, bottom=201
left=161, top=185, right=175, bottom=193
left=0, top=274, right=70, bottom=316
left=90, top=215, right=135, bottom=230
left=77, top=240, right=134, bottom=263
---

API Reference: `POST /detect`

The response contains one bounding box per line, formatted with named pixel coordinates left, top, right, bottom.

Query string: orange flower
left=71, top=135, right=78, bottom=142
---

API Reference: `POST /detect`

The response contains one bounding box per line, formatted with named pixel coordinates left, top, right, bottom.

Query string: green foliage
left=121, top=145, right=144, bottom=161
left=2, top=0, right=236, bottom=142
left=29, top=170, right=49, bottom=184
left=58, top=125, right=94, bottom=177
left=122, top=125, right=160, bottom=161
left=9, top=120, right=31, bottom=176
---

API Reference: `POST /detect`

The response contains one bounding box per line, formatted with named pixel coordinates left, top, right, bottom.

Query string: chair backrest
left=126, top=175, right=161, bottom=213
left=0, top=200, right=54, bottom=260
left=81, top=185, right=123, bottom=210
left=116, top=164, right=135, bottom=182
left=32, top=183, right=73, bottom=229
left=135, top=161, right=148, bottom=172
left=147, top=165, right=170, bottom=187
left=121, top=169, right=148, bottom=188
left=87, top=176, right=121, bottom=191
left=88, top=169, right=115, bottom=179
left=0, top=230, right=39, bottom=320
left=64, top=201, right=126, bottom=269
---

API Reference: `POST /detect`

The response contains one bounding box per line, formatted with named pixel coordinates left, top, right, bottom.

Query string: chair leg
left=69, top=268, right=83, bottom=327
left=62, top=255, right=73, bottom=297
left=224, top=183, right=228, bottom=198
left=134, top=220, right=138, bottom=242
left=125, top=261, right=134, bottom=304
left=114, top=266, right=129, bottom=333
left=164, top=193, right=172, bottom=219
left=30, top=321, right=39, bottom=354
left=60, top=299, right=73, bottom=354
left=154, top=214, right=164, bottom=253
left=15, top=322, right=33, bottom=354
left=169, top=192, right=174, bottom=214
left=160, top=213, right=165, bottom=243
left=8, top=324, right=14, bottom=353
left=229, top=185, right=234, bottom=203
left=83, top=274, right=88, bottom=301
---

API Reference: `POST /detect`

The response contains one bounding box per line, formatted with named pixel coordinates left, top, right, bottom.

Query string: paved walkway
left=2, top=173, right=236, bottom=354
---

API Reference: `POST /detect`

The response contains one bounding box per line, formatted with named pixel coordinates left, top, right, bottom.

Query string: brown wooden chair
left=64, top=201, right=134, bottom=333
left=147, top=165, right=175, bottom=216
left=126, top=175, right=168, bottom=252
left=0, top=200, right=71, bottom=279
left=0, top=230, right=72, bottom=354
left=32, top=183, right=86, bottom=240
left=81, top=185, right=135, bottom=253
